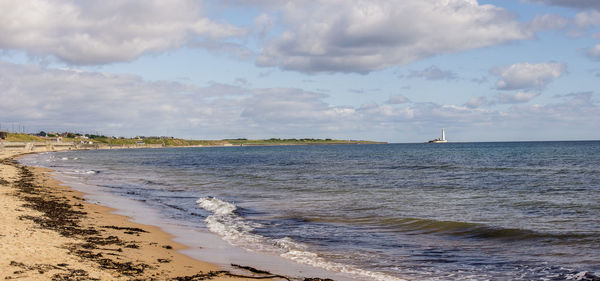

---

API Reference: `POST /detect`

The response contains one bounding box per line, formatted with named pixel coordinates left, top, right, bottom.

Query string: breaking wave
left=196, top=196, right=406, bottom=281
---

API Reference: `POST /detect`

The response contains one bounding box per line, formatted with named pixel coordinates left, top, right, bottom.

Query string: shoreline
left=0, top=150, right=328, bottom=280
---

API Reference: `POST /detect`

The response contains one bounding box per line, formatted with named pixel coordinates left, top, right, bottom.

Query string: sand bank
left=0, top=150, right=319, bottom=280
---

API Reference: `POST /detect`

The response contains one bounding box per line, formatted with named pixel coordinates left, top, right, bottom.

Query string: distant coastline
left=0, top=132, right=386, bottom=153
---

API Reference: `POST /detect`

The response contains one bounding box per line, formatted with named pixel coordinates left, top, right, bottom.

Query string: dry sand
left=0, top=150, right=303, bottom=281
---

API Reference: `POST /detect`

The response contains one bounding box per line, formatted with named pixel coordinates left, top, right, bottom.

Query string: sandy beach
left=0, top=150, right=304, bottom=281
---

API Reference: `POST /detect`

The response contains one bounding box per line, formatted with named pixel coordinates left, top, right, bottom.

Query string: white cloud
left=587, top=44, right=600, bottom=59
left=522, top=0, right=600, bottom=10
left=465, top=92, right=538, bottom=108
left=240, top=88, right=346, bottom=124
left=553, top=10, right=600, bottom=39
left=256, top=0, right=530, bottom=73
left=409, top=66, right=457, bottom=81
left=1, top=61, right=597, bottom=142
left=191, top=41, right=254, bottom=61
left=465, top=97, right=490, bottom=108
left=512, top=92, right=597, bottom=124
left=0, top=61, right=366, bottom=138
left=497, top=92, right=540, bottom=104
left=0, top=61, right=244, bottom=136
left=574, top=10, right=600, bottom=27
left=528, top=14, right=569, bottom=31
left=0, top=0, right=245, bottom=65
left=222, top=0, right=282, bottom=6
left=493, top=62, right=566, bottom=90
left=386, top=95, right=411, bottom=104
left=254, top=13, right=274, bottom=38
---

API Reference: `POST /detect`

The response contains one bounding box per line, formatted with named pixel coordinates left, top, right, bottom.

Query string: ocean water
left=20, top=142, right=600, bottom=280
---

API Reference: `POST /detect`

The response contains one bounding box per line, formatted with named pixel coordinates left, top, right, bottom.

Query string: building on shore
left=45, top=136, right=63, bottom=143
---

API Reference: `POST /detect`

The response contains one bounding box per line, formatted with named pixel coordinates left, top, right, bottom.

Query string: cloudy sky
left=1, top=0, right=599, bottom=142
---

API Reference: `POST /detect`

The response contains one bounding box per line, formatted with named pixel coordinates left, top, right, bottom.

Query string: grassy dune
left=4, top=133, right=46, bottom=142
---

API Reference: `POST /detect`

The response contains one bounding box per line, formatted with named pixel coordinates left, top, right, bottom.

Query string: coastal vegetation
left=4, top=133, right=46, bottom=142
left=3, top=132, right=384, bottom=146
left=224, top=138, right=384, bottom=145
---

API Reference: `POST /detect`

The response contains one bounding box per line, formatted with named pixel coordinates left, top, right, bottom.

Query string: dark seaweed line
left=6, top=157, right=333, bottom=281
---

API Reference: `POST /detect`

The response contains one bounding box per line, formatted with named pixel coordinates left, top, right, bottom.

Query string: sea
left=20, top=141, right=600, bottom=281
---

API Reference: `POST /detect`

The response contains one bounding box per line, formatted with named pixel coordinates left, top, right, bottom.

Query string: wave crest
left=196, top=196, right=406, bottom=281
left=197, top=196, right=237, bottom=215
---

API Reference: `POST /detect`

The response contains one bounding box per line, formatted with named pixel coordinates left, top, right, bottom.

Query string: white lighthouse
left=428, top=129, right=448, bottom=143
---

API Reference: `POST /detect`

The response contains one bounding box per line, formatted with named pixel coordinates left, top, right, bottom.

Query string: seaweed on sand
left=6, top=157, right=334, bottom=280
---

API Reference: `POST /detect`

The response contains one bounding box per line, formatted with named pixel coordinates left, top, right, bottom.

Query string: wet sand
left=0, top=150, right=328, bottom=280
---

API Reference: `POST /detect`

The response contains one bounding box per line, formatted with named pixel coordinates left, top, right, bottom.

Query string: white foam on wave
left=281, top=250, right=405, bottom=281
left=197, top=197, right=237, bottom=215
left=196, top=197, right=266, bottom=249
left=66, top=169, right=99, bottom=175
left=196, top=196, right=406, bottom=281
left=59, top=157, right=79, bottom=160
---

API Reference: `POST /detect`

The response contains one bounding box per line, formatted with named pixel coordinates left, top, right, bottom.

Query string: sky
left=0, top=0, right=599, bottom=143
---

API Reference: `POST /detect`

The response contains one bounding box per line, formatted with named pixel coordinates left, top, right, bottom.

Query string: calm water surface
left=21, top=142, right=600, bottom=280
